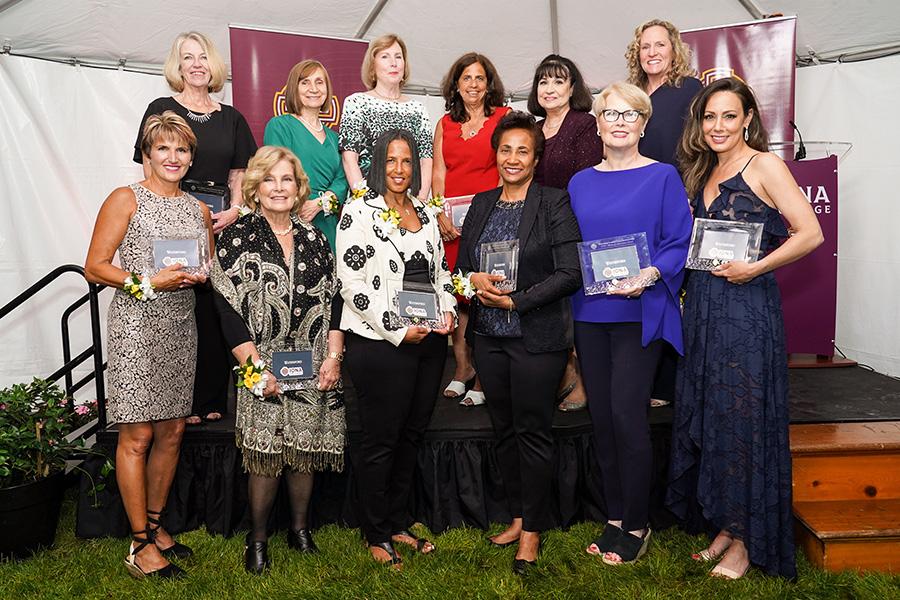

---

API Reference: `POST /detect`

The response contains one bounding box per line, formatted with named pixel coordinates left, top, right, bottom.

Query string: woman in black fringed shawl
left=211, top=145, right=345, bottom=573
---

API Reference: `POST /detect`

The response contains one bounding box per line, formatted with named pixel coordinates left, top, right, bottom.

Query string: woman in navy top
left=625, top=19, right=702, bottom=409
left=569, top=82, right=691, bottom=566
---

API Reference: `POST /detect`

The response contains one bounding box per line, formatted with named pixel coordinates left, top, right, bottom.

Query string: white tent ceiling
left=1, top=0, right=899, bottom=94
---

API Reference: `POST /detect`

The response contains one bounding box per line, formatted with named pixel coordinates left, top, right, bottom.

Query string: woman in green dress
left=264, top=60, right=349, bottom=252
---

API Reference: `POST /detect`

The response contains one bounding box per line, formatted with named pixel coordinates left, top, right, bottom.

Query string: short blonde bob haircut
left=241, top=146, right=311, bottom=214
left=163, top=31, right=228, bottom=93
left=140, top=111, right=198, bottom=158
left=360, top=34, right=410, bottom=90
left=592, top=81, right=653, bottom=123
left=625, top=19, right=696, bottom=90
left=284, top=60, right=333, bottom=115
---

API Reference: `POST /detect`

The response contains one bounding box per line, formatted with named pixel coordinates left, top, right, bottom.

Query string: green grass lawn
left=1, top=494, right=897, bottom=600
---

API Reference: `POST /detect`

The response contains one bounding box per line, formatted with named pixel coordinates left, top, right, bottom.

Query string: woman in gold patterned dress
left=85, top=111, right=212, bottom=579
left=210, top=146, right=345, bottom=573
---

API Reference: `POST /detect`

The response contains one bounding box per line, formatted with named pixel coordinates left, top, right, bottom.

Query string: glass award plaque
left=272, top=350, right=315, bottom=392
left=183, top=180, right=229, bottom=213
left=579, top=232, right=654, bottom=295
left=480, top=239, right=519, bottom=292
left=686, top=218, right=764, bottom=270
left=444, top=194, right=474, bottom=229
left=152, top=232, right=209, bottom=274
left=393, top=282, right=442, bottom=328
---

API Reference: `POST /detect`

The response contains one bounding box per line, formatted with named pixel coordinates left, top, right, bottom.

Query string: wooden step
left=791, top=422, right=900, bottom=455
left=791, top=422, right=900, bottom=502
left=794, top=499, right=900, bottom=573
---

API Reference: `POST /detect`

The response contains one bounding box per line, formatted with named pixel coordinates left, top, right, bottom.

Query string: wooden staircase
left=791, top=421, right=900, bottom=573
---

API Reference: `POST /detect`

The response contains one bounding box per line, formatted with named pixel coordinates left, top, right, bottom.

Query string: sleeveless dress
left=666, top=158, right=796, bottom=578
left=106, top=184, right=206, bottom=423
left=440, top=106, right=510, bottom=270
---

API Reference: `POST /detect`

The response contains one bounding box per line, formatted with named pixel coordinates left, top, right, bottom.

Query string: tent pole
left=549, top=0, right=559, bottom=54
left=356, top=0, right=390, bottom=39
left=0, top=0, right=28, bottom=15
left=735, top=0, right=763, bottom=19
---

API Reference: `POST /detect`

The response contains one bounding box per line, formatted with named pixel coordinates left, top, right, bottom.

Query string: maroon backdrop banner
left=229, top=27, right=368, bottom=144
left=777, top=156, right=839, bottom=356
left=682, top=16, right=796, bottom=148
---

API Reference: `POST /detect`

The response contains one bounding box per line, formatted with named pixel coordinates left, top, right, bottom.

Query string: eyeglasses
left=600, top=109, right=644, bottom=123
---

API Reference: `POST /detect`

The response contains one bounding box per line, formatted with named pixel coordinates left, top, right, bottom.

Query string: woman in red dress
left=433, top=52, right=509, bottom=406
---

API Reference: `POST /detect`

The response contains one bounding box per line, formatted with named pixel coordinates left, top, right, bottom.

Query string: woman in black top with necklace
left=133, top=31, right=257, bottom=424
left=456, top=111, right=582, bottom=574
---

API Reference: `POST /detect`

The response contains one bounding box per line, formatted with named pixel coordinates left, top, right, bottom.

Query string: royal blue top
left=568, top=162, right=692, bottom=352
left=639, top=77, right=703, bottom=169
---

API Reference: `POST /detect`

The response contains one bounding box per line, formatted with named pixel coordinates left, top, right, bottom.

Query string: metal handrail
left=0, top=264, right=108, bottom=430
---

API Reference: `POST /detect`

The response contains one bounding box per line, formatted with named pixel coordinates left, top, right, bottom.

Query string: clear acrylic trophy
left=579, top=232, right=654, bottom=295
left=393, top=282, right=442, bottom=328
left=685, top=218, right=764, bottom=270
left=152, top=230, right=209, bottom=274
left=479, top=239, right=519, bottom=292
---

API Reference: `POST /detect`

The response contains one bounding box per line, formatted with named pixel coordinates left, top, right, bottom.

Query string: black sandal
left=392, top=529, right=435, bottom=554
left=369, top=541, right=403, bottom=568
left=601, top=528, right=652, bottom=565
left=123, top=528, right=185, bottom=579
left=147, top=509, right=193, bottom=560
left=586, top=523, right=622, bottom=555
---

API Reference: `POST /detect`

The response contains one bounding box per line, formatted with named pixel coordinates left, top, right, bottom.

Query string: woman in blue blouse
left=568, top=82, right=691, bottom=565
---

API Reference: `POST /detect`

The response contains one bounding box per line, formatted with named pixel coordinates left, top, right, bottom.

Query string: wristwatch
left=326, top=351, right=344, bottom=362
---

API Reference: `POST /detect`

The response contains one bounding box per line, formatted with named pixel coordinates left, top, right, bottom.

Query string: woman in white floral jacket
left=336, top=128, right=456, bottom=568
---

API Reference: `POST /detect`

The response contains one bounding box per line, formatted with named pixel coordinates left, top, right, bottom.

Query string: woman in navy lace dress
left=667, top=78, right=822, bottom=579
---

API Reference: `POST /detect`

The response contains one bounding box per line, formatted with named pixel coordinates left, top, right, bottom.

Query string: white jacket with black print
left=336, top=194, right=457, bottom=346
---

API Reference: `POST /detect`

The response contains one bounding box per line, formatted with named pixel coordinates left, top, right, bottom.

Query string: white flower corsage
left=349, top=179, right=369, bottom=201
left=317, top=191, right=340, bottom=215
left=425, top=194, right=445, bottom=216
left=375, top=207, right=401, bottom=236
left=451, top=270, right=476, bottom=299
left=234, top=356, right=268, bottom=397
left=235, top=205, right=252, bottom=217
left=123, top=272, right=157, bottom=301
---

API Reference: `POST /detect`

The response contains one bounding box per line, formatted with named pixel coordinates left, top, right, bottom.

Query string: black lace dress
left=666, top=167, right=795, bottom=578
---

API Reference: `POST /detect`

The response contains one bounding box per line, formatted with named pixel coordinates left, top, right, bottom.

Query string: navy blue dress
left=666, top=164, right=796, bottom=579
left=639, top=77, right=702, bottom=169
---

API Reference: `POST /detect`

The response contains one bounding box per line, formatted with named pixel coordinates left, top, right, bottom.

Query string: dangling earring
left=743, top=127, right=749, bottom=141
left=640, top=131, right=645, bottom=138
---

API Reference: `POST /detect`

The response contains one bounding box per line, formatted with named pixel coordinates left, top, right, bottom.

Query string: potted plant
left=0, top=378, right=105, bottom=559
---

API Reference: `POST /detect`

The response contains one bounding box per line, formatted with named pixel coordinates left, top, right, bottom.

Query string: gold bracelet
left=327, top=351, right=344, bottom=362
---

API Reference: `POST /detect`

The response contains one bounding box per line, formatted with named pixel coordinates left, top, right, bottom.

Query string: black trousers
left=344, top=332, right=447, bottom=544
left=574, top=322, right=663, bottom=531
left=191, top=283, right=232, bottom=416
left=473, top=335, right=568, bottom=532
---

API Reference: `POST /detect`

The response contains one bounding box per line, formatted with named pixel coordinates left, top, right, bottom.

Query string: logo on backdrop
left=272, top=87, right=341, bottom=128
left=699, top=67, right=745, bottom=86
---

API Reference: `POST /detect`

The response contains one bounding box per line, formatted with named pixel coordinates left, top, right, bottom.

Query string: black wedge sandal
left=601, top=528, right=652, bottom=565
left=147, top=509, right=193, bottom=560
left=123, top=529, right=185, bottom=579
left=369, top=541, right=403, bottom=569
left=586, top=523, right=623, bottom=556
left=392, top=529, right=435, bottom=554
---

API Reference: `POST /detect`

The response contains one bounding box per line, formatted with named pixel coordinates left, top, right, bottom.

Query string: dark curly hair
left=440, top=52, right=506, bottom=123
left=526, top=54, right=594, bottom=117
left=368, top=128, right=422, bottom=197
left=490, top=111, right=545, bottom=161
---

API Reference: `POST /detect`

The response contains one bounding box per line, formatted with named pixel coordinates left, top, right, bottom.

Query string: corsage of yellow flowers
left=122, top=272, right=157, bottom=301
left=451, top=270, right=476, bottom=299
left=349, top=179, right=369, bottom=201
left=317, top=190, right=340, bottom=215
left=234, top=356, right=268, bottom=397
left=375, top=207, right=402, bottom=236
left=425, top=194, right=445, bottom=217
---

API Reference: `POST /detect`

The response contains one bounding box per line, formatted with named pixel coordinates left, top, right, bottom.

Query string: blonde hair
left=625, top=19, right=696, bottom=91
left=241, top=146, right=310, bottom=213
left=284, top=60, right=333, bottom=115
left=592, top=81, right=653, bottom=122
left=360, top=34, right=409, bottom=90
left=163, top=32, right=228, bottom=93
left=140, top=111, right=197, bottom=158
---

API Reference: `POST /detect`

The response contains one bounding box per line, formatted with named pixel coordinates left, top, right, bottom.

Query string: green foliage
left=0, top=378, right=98, bottom=487
left=1, top=499, right=898, bottom=600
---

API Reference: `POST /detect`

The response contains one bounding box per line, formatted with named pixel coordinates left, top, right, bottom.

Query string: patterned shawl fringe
left=237, top=431, right=345, bottom=478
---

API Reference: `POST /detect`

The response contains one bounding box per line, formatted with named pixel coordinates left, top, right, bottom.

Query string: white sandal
left=443, top=380, right=468, bottom=398
left=459, top=390, right=486, bottom=407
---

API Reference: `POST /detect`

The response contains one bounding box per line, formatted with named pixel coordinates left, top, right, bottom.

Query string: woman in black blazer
left=455, top=111, right=582, bottom=573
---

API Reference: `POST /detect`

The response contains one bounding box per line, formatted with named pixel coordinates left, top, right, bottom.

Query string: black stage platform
left=75, top=364, right=900, bottom=540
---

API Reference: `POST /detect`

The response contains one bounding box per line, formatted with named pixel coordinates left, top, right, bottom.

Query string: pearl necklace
left=298, top=114, right=324, bottom=132
left=272, top=224, right=293, bottom=236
